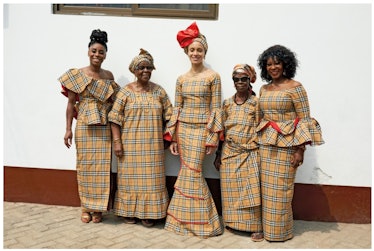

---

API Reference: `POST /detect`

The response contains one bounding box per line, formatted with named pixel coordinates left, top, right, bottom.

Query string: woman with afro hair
left=256, top=45, right=324, bottom=241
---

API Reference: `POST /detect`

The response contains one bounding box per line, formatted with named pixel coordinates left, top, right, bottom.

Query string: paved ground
left=3, top=201, right=371, bottom=249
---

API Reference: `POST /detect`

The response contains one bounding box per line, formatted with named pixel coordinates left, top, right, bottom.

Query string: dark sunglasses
left=136, top=65, right=154, bottom=71
left=233, top=76, right=250, bottom=83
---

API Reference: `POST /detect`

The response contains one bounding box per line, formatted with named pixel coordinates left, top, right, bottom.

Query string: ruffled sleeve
left=160, top=87, right=172, bottom=123
left=58, top=68, right=92, bottom=98
left=205, top=108, right=224, bottom=146
left=163, top=107, right=180, bottom=142
left=58, top=69, right=120, bottom=125
left=256, top=85, right=324, bottom=147
left=108, top=88, right=128, bottom=126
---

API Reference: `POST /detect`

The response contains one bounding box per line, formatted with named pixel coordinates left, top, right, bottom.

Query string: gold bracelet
left=113, top=138, right=121, bottom=143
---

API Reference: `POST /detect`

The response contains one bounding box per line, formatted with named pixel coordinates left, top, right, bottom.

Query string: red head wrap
left=177, top=22, right=208, bottom=53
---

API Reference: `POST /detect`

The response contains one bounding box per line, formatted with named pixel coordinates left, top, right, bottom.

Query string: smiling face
left=266, top=57, right=284, bottom=81
left=88, top=43, right=107, bottom=67
left=233, top=72, right=250, bottom=94
left=134, top=61, right=154, bottom=83
left=186, top=41, right=205, bottom=65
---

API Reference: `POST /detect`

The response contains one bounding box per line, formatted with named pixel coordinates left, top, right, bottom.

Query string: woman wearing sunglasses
left=214, top=64, right=264, bottom=242
left=109, top=49, right=172, bottom=227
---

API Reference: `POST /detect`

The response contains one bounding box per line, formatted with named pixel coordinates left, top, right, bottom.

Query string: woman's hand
left=114, top=142, right=123, bottom=158
left=214, top=154, right=221, bottom=171
left=169, top=142, right=179, bottom=155
left=206, top=146, right=216, bottom=155
left=64, top=130, right=73, bottom=148
left=291, top=147, right=304, bottom=168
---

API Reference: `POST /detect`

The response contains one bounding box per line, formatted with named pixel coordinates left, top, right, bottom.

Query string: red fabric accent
left=163, top=132, right=172, bottom=141
left=294, top=117, right=300, bottom=127
left=266, top=121, right=282, bottom=133
left=219, top=131, right=225, bottom=141
left=176, top=22, right=200, bottom=48
left=61, top=85, right=69, bottom=98
left=174, top=187, right=205, bottom=200
left=264, top=118, right=300, bottom=133
left=61, top=85, right=79, bottom=102
left=205, top=144, right=217, bottom=147
left=167, top=212, right=208, bottom=225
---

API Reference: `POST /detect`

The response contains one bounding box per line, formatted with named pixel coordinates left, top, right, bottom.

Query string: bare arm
left=111, top=123, right=123, bottom=158
left=64, top=90, right=76, bottom=148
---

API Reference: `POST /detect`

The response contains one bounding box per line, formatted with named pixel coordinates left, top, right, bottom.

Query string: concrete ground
left=3, top=201, right=371, bottom=249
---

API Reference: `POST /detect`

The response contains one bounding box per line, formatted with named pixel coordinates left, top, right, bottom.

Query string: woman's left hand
left=291, top=148, right=304, bottom=168
left=206, top=146, right=216, bottom=155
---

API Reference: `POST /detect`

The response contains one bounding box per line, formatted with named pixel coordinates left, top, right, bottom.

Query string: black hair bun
left=90, top=29, right=108, bottom=44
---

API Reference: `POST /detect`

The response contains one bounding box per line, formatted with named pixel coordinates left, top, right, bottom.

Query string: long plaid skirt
left=259, top=145, right=297, bottom=241
left=75, top=121, right=111, bottom=212
left=164, top=121, right=223, bottom=237
left=220, top=142, right=262, bottom=232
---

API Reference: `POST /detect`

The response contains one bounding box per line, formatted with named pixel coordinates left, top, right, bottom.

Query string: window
left=52, top=4, right=218, bottom=20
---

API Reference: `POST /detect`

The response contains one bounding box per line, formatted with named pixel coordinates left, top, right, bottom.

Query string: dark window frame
left=52, top=4, right=218, bottom=20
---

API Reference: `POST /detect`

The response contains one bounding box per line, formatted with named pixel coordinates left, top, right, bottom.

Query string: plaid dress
left=108, top=83, right=172, bottom=219
left=58, top=68, right=120, bottom=212
left=256, top=85, right=324, bottom=241
left=220, top=94, right=262, bottom=232
left=164, top=70, right=224, bottom=238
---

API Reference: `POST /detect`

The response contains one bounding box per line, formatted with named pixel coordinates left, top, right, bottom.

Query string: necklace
left=234, top=93, right=249, bottom=105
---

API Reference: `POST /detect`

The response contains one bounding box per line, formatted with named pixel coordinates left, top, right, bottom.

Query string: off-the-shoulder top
left=256, top=85, right=324, bottom=147
left=58, top=68, right=120, bottom=125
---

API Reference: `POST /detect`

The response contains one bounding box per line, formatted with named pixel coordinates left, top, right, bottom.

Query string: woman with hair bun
left=58, top=29, right=120, bottom=224
left=164, top=22, right=223, bottom=238
left=109, top=49, right=172, bottom=228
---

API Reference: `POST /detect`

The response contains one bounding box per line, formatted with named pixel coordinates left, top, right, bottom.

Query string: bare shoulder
left=262, top=83, right=272, bottom=91
left=102, top=69, right=114, bottom=80
left=290, top=79, right=302, bottom=88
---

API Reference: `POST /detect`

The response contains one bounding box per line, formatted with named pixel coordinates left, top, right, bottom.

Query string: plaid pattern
left=220, top=95, right=262, bottom=232
left=256, top=85, right=324, bottom=147
left=59, top=69, right=92, bottom=97
left=108, top=84, right=172, bottom=219
left=58, top=69, right=120, bottom=212
left=259, top=145, right=296, bottom=241
left=75, top=122, right=112, bottom=212
left=166, top=70, right=223, bottom=146
left=59, top=69, right=121, bottom=125
left=165, top=121, right=223, bottom=237
left=256, top=85, right=324, bottom=241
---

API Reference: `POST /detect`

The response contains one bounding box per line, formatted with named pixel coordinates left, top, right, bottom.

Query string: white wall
left=3, top=3, right=372, bottom=187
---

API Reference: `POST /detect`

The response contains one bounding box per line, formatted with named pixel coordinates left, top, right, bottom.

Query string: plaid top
left=108, top=83, right=172, bottom=128
left=222, top=94, right=260, bottom=150
left=256, top=85, right=324, bottom=147
left=165, top=70, right=223, bottom=145
left=58, top=68, right=120, bottom=125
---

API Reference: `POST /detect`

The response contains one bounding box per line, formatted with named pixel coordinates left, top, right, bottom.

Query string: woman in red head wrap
left=163, top=22, right=223, bottom=238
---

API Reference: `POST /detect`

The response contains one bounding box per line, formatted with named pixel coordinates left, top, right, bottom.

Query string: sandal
left=81, top=212, right=92, bottom=223
left=124, top=217, right=136, bottom=224
left=141, top=219, right=155, bottom=227
left=250, top=232, right=264, bottom=242
left=92, top=212, right=102, bottom=223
